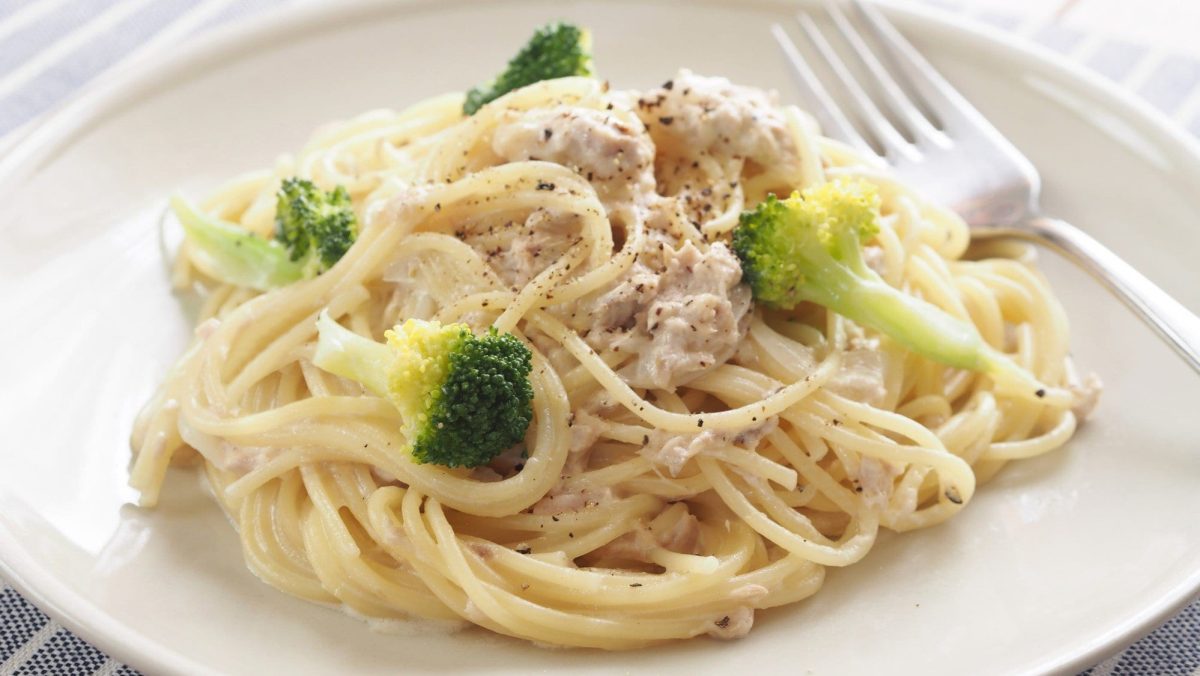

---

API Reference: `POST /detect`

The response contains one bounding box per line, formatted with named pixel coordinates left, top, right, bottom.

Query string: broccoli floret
left=274, top=178, right=357, bottom=272
left=463, top=22, right=593, bottom=116
left=313, top=313, right=535, bottom=468
left=733, top=179, right=1048, bottom=397
left=171, top=178, right=357, bottom=291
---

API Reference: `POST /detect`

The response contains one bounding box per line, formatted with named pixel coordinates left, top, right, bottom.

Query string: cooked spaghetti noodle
left=131, top=72, right=1098, bottom=648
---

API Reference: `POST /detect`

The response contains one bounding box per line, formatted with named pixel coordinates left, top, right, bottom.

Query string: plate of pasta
left=1, top=1, right=1199, bottom=675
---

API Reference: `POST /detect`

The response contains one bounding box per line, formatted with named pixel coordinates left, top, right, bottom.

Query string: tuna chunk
left=491, top=105, right=656, bottom=210
left=463, top=208, right=577, bottom=288
left=826, top=337, right=888, bottom=407
left=708, top=606, right=755, bottom=640
left=584, top=241, right=752, bottom=390
left=1069, top=371, right=1103, bottom=421
left=641, top=417, right=778, bottom=477
left=635, top=69, right=799, bottom=169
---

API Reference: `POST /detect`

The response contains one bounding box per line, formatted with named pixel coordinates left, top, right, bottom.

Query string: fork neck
left=1010, top=216, right=1200, bottom=375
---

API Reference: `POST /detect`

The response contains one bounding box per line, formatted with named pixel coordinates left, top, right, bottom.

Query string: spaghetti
left=131, top=71, right=1098, bottom=648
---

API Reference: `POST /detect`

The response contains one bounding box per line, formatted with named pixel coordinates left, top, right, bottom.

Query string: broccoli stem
left=836, top=279, right=986, bottom=372
left=833, top=279, right=1046, bottom=397
left=171, top=195, right=305, bottom=291
left=312, top=312, right=391, bottom=396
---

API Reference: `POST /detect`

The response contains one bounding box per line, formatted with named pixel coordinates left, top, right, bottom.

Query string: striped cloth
left=0, top=1, right=1198, bottom=674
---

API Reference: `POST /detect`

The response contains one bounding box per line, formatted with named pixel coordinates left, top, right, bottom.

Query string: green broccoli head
left=463, top=22, right=593, bottom=116
left=313, top=314, right=535, bottom=468
left=733, top=179, right=1051, bottom=399
left=275, top=178, right=357, bottom=274
left=171, top=178, right=357, bottom=291
left=733, top=179, right=881, bottom=310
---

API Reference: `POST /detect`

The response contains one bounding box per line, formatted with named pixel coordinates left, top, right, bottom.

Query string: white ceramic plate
left=2, top=1, right=1199, bottom=674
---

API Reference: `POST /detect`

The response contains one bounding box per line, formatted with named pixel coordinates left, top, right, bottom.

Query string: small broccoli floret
left=274, top=178, right=357, bottom=273
left=313, top=313, right=535, bottom=468
left=733, top=179, right=1049, bottom=398
left=172, top=178, right=357, bottom=291
left=463, top=22, right=593, bottom=116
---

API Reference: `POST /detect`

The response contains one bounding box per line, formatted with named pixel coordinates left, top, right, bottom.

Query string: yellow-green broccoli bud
left=313, top=313, right=535, bottom=468
left=463, top=22, right=593, bottom=116
left=733, top=179, right=1050, bottom=399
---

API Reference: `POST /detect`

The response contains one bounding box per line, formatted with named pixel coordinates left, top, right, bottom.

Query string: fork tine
left=769, top=22, right=879, bottom=160
left=851, top=0, right=992, bottom=133
left=825, top=1, right=947, bottom=147
left=795, top=11, right=918, bottom=163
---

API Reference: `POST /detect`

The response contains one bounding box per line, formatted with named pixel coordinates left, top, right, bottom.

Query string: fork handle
left=1016, top=216, right=1200, bottom=374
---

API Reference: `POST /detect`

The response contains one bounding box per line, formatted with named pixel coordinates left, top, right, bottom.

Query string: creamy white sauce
left=641, top=417, right=778, bottom=477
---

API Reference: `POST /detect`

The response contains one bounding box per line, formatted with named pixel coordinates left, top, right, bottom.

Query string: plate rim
left=1, top=1, right=1198, bottom=673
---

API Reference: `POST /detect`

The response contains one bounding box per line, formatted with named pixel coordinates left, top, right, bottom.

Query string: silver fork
left=772, top=0, right=1200, bottom=374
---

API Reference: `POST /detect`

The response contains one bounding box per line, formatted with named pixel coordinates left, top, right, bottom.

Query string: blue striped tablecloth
left=0, top=1, right=1197, bottom=674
